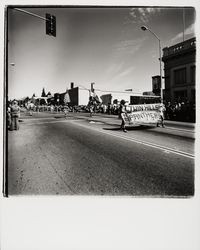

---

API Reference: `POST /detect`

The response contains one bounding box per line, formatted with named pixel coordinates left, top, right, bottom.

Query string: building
left=100, top=90, right=143, bottom=105
left=162, top=37, right=196, bottom=104
left=143, top=91, right=155, bottom=96
left=57, top=83, right=90, bottom=106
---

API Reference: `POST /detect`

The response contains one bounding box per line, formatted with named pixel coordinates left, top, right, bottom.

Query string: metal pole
left=4, top=7, right=9, bottom=197
left=142, top=26, right=163, bottom=103
left=148, top=29, right=160, bottom=41
left=183, top=8, right=185, bottom=42
left=14, top=8, right=48, bottom=21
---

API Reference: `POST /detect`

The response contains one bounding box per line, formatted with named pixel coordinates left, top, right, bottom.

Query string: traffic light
left=46, top=13, right=56, bottom=37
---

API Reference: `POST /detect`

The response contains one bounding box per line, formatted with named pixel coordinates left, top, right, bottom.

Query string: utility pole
left=141, top=25, right=163, bottom=103
left=91, top=83, right=95, bottom=94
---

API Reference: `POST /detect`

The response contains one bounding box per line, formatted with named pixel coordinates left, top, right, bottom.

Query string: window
left=190, top=65, right=196, bottom=83
left=174, top=68, right=186, bottom=85
left=191, top=89, right=195, bottom=103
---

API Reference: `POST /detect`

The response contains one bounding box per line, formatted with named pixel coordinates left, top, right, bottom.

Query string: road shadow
left=103, top=125, right=156, bottom=131
left=54, top=115, right=66, bottom=119
left=54, top=115, right=73, bottom=119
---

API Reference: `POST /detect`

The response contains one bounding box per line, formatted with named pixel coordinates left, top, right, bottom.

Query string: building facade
left=55, top=87, right=90, bottom=106
left=162, top=37, right=196, bottom=104
left=100, top=91, right=143, bottom=105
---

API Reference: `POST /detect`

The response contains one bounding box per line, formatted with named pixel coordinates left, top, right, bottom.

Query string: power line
left=94, top=89, right=142, bottom=94
left=77, top=85, right=142, bottom=94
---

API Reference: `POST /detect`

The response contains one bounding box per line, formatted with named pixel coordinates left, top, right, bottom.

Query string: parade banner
left=122, top=104, right=161, bottom=125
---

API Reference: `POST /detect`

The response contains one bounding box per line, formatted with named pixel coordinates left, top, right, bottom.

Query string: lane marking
left=21, top=116, right=195, bottom=134
left=72, top=120, right=195, bottom=159
left=72, top=117, right=195, bottom=134
left=19, top=118, right=195, bottom=159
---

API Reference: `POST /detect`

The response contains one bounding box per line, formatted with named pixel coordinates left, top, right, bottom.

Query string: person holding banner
left=157, top=103, right=166, bottom=128
left=119, top=100, right=127, bottom=133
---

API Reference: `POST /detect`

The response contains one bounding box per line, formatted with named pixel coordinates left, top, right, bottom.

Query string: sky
left=7, top=6, right=196, bottom=99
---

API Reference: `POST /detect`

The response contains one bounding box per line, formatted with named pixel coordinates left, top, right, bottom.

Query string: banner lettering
left=122, top=104, right=161, bottom=125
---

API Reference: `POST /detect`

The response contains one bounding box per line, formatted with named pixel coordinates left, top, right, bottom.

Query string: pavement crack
left=41, top=152, right=75, bottom=194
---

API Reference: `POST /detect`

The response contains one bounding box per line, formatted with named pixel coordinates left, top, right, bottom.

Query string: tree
left=41, top=88, right=46, bottom=97
left=40, top=99, right=46, bottom=105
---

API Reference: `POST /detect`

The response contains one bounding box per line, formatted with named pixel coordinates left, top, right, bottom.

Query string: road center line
left=72, top=120, right=195, bottom=159
left=20, top=118, right=195, bottom=159
left=73, top=116, right=195, bottom=134
left=21, top=116, right=194, bottom=134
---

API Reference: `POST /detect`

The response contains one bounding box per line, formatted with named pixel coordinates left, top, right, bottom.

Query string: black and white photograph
left=1, top=1, right=200, bottom=250
left=5, top=6, right=196, bottom=196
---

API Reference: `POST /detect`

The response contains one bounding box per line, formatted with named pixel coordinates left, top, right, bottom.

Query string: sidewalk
left=164, top=120, right=195, bottom=128
left=19, top=111, right=195, bottom=128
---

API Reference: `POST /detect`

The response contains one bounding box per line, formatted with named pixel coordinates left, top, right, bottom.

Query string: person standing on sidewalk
left=157, top=103, right=166, bottom=128
left=7, top=102, right=12, bottom=130
left=119, top=100, right=127, bottom=132
left=10, top=100, right=20, bottom=131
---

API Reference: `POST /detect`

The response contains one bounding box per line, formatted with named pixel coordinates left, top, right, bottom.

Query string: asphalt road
left=7, top=112, right=195, bottom=196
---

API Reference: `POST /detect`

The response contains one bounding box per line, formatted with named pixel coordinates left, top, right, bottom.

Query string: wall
left=78, top=89, right=90, bottom=106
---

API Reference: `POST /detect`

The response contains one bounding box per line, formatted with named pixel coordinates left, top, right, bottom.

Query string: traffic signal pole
left=13, top=8, right=56, bottom=37
left=14, top=8, right=48, bottom=21
left=4, top=8, right=55, bottom=196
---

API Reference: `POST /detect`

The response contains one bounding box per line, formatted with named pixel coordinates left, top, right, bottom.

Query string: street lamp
left=141, top=25, right=163, bottom=103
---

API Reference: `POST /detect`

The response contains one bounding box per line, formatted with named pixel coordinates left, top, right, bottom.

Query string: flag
left=92, top=92, right=100, bottom=103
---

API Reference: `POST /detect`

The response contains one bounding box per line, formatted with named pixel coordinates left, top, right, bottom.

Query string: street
left=8, top=112, right=195, bottom=196
left=4, top=7, right=198, bottom=250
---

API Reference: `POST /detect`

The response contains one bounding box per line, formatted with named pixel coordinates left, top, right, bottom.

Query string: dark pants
left=157, top=115, right=164, bottom=127
left=8, top=114, right=11, bottom=129
left=120, top=113, right=126, bottom=130
left=11, top=116, right=19, bottom=130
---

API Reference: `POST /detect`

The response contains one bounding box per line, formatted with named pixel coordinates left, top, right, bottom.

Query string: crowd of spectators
left=13, top=99, right=195, bottom=123
left=93, top=101, right=196, bottom=122
left=95, top=101, right=196, bottom=123
left=164, top=101, right=195, bottom=122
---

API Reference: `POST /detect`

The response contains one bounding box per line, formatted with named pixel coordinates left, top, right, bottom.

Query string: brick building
left=162, top=37, right=196, bottom=104
left=54, top=83, right=90, bottom=106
